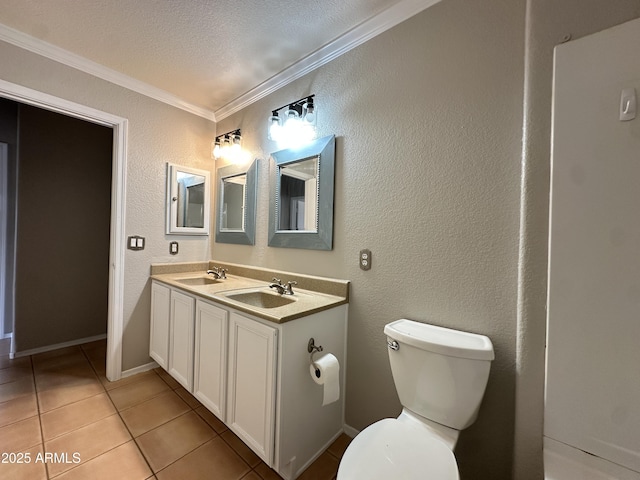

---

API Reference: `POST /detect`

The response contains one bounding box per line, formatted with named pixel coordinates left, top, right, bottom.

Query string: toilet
left=337, top=319, right=494, bottom=480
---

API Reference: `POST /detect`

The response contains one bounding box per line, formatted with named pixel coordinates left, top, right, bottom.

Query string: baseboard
left=285, top=429, right=344, bottom=480
left=289, top=426, right=357, bottom=478
left=121, top=360, right=159, bottom=378
left=342, top=424, right=359, bottom=438
left=12, top=333, right=107, bottom=358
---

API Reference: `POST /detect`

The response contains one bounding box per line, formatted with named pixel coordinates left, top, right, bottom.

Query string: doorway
left=0, top=78, right=127, bottom=381
left=13, top=104, right=112, bottom=352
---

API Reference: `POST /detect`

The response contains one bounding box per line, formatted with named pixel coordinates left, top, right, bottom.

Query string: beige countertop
left=150, top=263, right=349, bottom=324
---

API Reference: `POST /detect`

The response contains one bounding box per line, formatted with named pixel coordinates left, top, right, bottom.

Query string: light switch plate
left=169, top=241, right=179, bottom=255
left=127, top=236, right=145, bottom=251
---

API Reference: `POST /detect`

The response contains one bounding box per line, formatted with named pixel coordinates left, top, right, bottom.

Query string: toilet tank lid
left=384, top=319, right=495, bottom=361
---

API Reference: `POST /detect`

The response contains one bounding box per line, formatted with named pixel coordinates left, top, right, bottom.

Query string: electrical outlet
left=169, top=241, right=179, bottom=255
left=359, top=249, right=372, bottom=270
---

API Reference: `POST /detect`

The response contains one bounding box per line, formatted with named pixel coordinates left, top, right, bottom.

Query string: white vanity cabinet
left=150, top=281, right=171, bottom=369
left=227, top=312, right=277, bottom=463
left=193, top=299, right=228, bottom=420
left=149, top=278, right=348, bottom=480
left=168, top=289, right=195, bottom=391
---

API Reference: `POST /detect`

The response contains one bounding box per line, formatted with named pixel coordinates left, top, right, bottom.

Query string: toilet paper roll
left=310, top=353, right=340, bottom=406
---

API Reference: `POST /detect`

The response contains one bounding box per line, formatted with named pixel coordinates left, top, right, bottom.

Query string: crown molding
left=0, top=0, right=441, bottom=123
left=214, top=0, right=441, bottom=120
left=0, top=23, right=217, bottom=122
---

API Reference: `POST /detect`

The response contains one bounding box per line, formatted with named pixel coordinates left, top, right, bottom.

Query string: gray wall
left=0, top=41, right=216, bottom=369
left=215, top=0, right=524, bottom=478
left=216, top=0, right=640, bottom=478
left=2, top=0, right=640, bottom=476
left=13, top=104, right=112, bottom=351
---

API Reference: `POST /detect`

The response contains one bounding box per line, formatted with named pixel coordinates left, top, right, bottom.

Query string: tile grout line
left=137, top=373, right=231, bottom=478
left=41, top=345, right=119, bottom=480
left=93, top=353, right=229, bottom=478
left=30, top=353, right=52, bottom=480
left=7, top=343, right=340, bottom=480
left=80, top=343, right=158, bottom=479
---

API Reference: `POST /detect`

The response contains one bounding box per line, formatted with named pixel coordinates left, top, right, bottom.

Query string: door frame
left=0, top=79, right=127, bottom=381
left=0, top=143, right=7, bottom=339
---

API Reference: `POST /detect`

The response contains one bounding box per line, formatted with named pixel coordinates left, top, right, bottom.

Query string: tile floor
left=0, top=339, right=351, bottom=479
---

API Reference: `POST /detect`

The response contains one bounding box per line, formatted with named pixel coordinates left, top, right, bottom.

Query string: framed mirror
left=215, top=159, right=258, bottom=245
left=166, top=163, right=211, bottom=235
left=269, top=135, right=335, bottom=250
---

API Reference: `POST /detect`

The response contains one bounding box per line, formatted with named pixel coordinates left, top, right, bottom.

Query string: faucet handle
left=207, top=266, right=228, bottom=279
left=284, top=280, right=297, bottom=295
left=272, top=277, right=282, bottom=285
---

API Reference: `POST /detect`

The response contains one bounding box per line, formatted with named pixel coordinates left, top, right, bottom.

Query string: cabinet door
left=227, top=312, right=277, bottom=464
left=150, top=281, right=171, bottom=369
left=193, top=299, right=228, bottom=420
left=168, top=289, right=195, bottom=391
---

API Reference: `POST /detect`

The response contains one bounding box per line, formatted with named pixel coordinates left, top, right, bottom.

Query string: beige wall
left=0, top=41, right=216, bottom=369
left=2, top=0, right=640, bottom=476
left=216, top=0, right=524, bottom=477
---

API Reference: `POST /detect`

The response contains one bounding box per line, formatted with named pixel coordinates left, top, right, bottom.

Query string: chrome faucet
left=207, top=267, right=227, bottom=280
left=284, top=281, right=297, bottom=295
left=269, top=278, right=297, bottom=295
left=269, top=278, right=286, bottom=295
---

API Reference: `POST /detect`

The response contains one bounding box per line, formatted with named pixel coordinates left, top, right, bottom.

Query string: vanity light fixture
left=268, top=95, right=317, bottom=148
left=212, top=129, right=249, bottom=163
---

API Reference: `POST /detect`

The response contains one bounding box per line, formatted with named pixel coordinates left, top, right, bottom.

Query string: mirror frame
left=166, top=163, right=211, bottom=235
left=215, top=159, right=259, bottom=245
left=268, top=135, right=335, bottom=250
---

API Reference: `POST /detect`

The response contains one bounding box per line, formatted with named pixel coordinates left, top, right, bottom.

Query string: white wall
left=0, top=40, right=216, bottom=369
left=546, top=20, right=640, bottom=474
left=515, top=1, right=640, bottom=477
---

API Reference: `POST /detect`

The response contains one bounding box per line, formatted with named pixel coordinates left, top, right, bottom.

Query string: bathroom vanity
left=149, top=262, right=349, bottom=480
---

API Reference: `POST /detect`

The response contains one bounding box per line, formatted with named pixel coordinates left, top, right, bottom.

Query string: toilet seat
left=337, top=419, right=459, bottom=480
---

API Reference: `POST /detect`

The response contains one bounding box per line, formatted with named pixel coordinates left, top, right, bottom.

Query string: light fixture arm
left=214, top=128, right=241, bottom=144
left=270, top=95, right=315, bottom=118
left=213, top=128, right=244, bottom=161
left=267, top=94, right=317, bottom=146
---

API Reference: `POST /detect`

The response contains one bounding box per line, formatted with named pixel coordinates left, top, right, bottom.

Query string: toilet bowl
left=337, top=319, right=494, bottom=480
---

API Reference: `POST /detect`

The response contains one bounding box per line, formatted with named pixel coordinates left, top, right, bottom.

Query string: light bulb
left=302, top=102, right=315, bottom=124
left=268, top=113, right=282, bottom=141
left=284, top=108, right=300, bottom=127
left=212, top=140, right=221, bottom=159
left=230, top=137, right=241, bottom=157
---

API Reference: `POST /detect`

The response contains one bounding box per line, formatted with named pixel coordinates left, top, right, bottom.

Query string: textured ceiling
left=0, top=0, right=410, bottom=116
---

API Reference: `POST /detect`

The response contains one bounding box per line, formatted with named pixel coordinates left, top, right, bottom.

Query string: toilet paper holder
left=308, top=338, right=324, bottom=376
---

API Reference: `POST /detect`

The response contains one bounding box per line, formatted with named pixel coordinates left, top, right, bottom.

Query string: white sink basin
left=222, top=288, right=297, bottom=309
left=177, top=276, right=221, bottom=286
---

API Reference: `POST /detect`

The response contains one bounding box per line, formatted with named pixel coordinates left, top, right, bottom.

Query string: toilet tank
left=384, top=319, right=494, bottom=430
